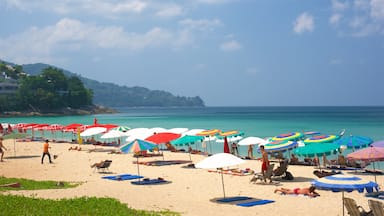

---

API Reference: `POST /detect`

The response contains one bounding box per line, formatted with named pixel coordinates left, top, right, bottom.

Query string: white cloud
left=155, top=5, right=183, bottom=17
left=3, top=0, right=148, bottom=16
left=179, top=18, right=222, bottom=31
left=220, top=40, right=241, bottom=51
left=293, top=12, right=314, bottom=34
left=371, top=0, right=384, bottom=20
left=332, top=0, right=349, bottom=11
left=330, top=13, right=342, bottom=25
left=0, top=18, right=178, bottom=64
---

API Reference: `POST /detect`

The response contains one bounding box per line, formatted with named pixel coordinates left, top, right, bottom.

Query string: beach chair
left=368, top=200, right=384, bottom=216
left=94, top=160, right=112, bottom=173
left=343, top=197, right=372, bottom=216
left=250, top=164, right=275, bottom=183
left=272, top=159, right=289, bottom=179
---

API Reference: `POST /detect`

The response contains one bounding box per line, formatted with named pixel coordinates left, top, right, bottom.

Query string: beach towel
left=216, top=196, right=252, bottom=203
left=131, top=178, right=170, bottom=185
left=102, top=174, right=143, bottom=181
left=236, top=199, right=275, bottom=207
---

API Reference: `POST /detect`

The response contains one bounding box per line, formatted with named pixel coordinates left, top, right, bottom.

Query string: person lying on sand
left=68, top=146, right=81, bottom=151
left=274, top=186, right=320, bottom=197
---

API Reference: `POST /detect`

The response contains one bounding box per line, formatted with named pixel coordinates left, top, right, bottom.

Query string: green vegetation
left=0, top=62, right=93, bottom=113
left=0, top=177, right=179, bottom=215
left=0, top=176, right=79, bottom=191
left=22, top=62, right=205, bottom=107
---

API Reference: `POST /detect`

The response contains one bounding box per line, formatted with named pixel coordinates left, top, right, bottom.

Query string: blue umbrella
left=312, top=174, right=379, bottom=216
left=334, top=135, right=373, bottom=150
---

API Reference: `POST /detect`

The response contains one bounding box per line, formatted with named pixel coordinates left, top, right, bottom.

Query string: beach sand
left=0, top=139, right=382, bottom=216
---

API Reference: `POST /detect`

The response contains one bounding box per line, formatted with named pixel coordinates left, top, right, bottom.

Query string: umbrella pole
left=373, top=161, right=377, bottom=183
left=137, top=157, right=141, bottom=181
left=13, top=138, right=16, bottom=157
left=220, top=169, right=226, bottom=198
left=342, top=191, right=345, bottom=216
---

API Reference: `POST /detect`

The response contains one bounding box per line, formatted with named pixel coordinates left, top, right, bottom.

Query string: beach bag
left=283, top=171, right=294, bottom=180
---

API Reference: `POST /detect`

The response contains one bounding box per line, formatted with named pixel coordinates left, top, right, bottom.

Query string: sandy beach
left=1, top=139, right=382, bottom=216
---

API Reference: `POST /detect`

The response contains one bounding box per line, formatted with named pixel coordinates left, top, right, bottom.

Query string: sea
left=1, top=106, right=384, bottom=158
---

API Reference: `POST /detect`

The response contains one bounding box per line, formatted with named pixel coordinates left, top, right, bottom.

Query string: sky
left=0, top=0, right=383, bottom=106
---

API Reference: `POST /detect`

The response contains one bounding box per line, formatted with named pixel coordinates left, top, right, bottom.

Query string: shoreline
left=1, top=139, right=382, bottom=215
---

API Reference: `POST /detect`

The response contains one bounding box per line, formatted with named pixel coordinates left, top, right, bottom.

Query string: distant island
left=0, top=60, right=205, bottom=116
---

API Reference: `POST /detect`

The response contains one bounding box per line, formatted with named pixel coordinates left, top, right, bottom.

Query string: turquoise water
left=1, top=106, right=384, bottom=157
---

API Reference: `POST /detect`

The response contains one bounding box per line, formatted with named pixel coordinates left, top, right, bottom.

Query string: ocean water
left=1, top=106, right=384, bottom=157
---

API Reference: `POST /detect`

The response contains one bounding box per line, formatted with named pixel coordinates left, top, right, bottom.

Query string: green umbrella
left=114, top=126, right=131, bottom=132
left=171, top=135, right=204, bottom=146
left=294, top=143, right=340, bottom=157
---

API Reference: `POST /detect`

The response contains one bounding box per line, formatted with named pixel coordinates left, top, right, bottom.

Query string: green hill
left=20, top=63, right=205, bottom=107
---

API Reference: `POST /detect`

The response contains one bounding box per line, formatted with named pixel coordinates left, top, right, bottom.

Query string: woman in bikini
left=274, top=186, right=320, bottom=197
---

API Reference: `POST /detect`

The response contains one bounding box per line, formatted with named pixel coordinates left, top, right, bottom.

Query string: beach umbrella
left=261, top=140, right=299, bottom=154
left=334, top=135, right=373, bottom=150
left=145, top=132, right=181, bottom=144
left=125, top=128, right=150, bottom=137
left=183, top=129, right=205, bottom=136
left=304, top=134, right=339, bottom=144
left=346, top=146, right=384, bottom=182
left=167, top=128, right=189, bottom=134
left=63, top=123, right=84, bottom=132
left=125, top=131, right=154, bottom=142
left=218, top=130, right=244, bottom=138
left=114, top=126, right=131, bottom=132
left=294, top=143, right=340, bottom=157
left=197, top=129, right=221, bottom=137
left=120, top=139, right=157, bottom=177
left=312, top=174, right=378, bottom=216
left=80, top=127, right=106, bottom=137
left=370, top=140, right=384, bottom=148
left=272, top=132, right=304, bottom=141
left=149, top=127, right=167, bottom=134
left=238, top=137, right=266, bottom=146
left=223, top=137, right=230, bottom=154
left=171, top=135, right=204, bottom=146
left=195, top=153, right=245, bottom=198
left=101, top=130, right=127, bottom=139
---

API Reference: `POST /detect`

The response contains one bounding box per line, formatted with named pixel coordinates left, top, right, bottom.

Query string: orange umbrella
left=197, top=129, right=221, bottom=136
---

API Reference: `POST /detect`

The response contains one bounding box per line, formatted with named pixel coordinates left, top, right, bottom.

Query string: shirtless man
left=0, top=137, right=7, bottom=162
left=274, top=186, right=320, bottom=197
left=260, top=145, right=269, bottom=181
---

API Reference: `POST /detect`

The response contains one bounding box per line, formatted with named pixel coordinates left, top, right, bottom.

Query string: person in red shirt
left=41, top=139, right=52, bottom=164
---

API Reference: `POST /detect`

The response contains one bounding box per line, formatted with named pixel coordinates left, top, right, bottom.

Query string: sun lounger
left=131, top=178, right=170, bottom=185
left=343, top=197, right=372, bottom=216
left=102, top=174, right=143, bottom=181
left=368, top=199, right=384, bottom=216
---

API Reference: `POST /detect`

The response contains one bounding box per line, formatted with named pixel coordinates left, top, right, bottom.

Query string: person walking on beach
left=41, top=139, right=52, bottom=164
left=231, top=142, right=239, bottom=156
left=260, top=145, right=269, bottom=180
left=0, top=137, right=7, bottom=162
left=248, top=144, right=254, bottom=158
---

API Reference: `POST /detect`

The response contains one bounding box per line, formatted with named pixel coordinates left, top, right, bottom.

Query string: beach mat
left=216, top=196, right=252, bottom=203
left=236, top=199, right=275, bottom=207
left=131, top=178, right=170, bottom=185
left=102, top=174, right=143, bottom=181
left=134, top=160, right=191, bottom=166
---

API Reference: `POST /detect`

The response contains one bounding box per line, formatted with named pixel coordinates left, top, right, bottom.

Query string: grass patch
left=0, top=176, right=79, bottom=191
left=0, top=195, right=180, bottom=216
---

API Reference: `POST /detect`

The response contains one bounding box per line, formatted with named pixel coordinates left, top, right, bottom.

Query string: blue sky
left=0, top=0, right=383, bottom=106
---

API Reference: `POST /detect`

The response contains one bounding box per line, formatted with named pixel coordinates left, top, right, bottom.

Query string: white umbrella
left=167, top=128, right=189, bottom=134
left=216, top=136, right=243, bottom=143
left=101, top=130, right=127, bottom=139
left=125, top=131, right=154, bottom=142
left=124, top=128, right=149, bottom=137
left=195, top=153, right=245, bottom=198
left=238, top=136, right=267, bottom=146
left=80, top=127, right=106, bottom=137
left=149, top=127, right=167, bottom=134
left=183, top=129, right=205, bottom=136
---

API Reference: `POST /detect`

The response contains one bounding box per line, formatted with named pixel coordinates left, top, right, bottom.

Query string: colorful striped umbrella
left=312, top=174, right=378, bottom=216
left=197, top=129, right=221, bottom=136
left=334, top=135, right=373, bottom=150
left=114, top=126, right=131, bottom=132
left=120, top=139, right=157, bottom=177
left=261, top=140, right=298, bottom=153
left=272, top=132, right=303, bottom=141
left=304, top=134, right=339, bottom=144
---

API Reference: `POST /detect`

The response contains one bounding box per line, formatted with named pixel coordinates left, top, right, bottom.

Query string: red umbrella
left=224, top=136, right=230, bottom=153
left=145, top=132, right=181, bottom=144
left=63, top=123, right=84, bottom=132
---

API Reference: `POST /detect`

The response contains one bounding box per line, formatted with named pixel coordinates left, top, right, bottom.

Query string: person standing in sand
left=41, top=139, right=52, bottom=164
left=0, top=137, right=7, bottom=162
left=260, top=145, right=269, bottom=180
left=248, top=144, right=254, bottom=158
